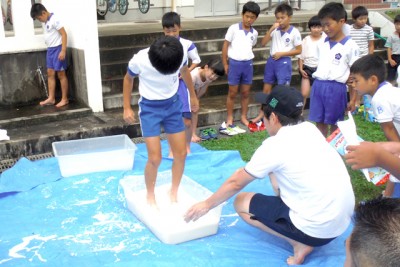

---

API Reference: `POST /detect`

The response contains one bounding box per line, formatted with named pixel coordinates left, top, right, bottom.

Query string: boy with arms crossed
left=309, top=2, right=360, bottom=137
left=123, top=36, right=199, bottom=207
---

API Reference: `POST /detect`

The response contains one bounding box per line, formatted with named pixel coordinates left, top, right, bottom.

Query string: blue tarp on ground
left=0, top=141, right=351, bottom=266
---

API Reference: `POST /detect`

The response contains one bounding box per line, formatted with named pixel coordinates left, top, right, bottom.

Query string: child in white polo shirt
left=220, top=1, right=260, bottom=136
left=122, top=36, right=199, bottom=208
left=309, top=2, right=360, bottom=137
left=350, top=54, right=400, bottom=197
left=251, top=3, right=302, bottom=125
left=30, top=3, right=69, bottom=108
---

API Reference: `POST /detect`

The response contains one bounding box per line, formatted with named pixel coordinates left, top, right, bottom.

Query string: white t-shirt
left=190, top=67, right=213, bottom=98
left=313, top=36, right=360, bottom=83
left=127, top=47, right=185, bottom=100
left=349, top=24, right=374, bottom=57
left=225, top=22, right=258, bottom=61
left=372, top=82, right=400, bottom=134
left=269, top=25, right=302, bottom=56
left=179, top=37, right=201, bottom=65
left=44, top=13, right=63, bottom=48
left=245, top=122, right=355, bottom=238
left=297, top=33, right=326, bottom=68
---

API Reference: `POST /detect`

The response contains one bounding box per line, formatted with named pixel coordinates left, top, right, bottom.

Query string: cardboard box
left=52, top=134, right=136, bottom=177
left=120, top=171, right=223, bottom=244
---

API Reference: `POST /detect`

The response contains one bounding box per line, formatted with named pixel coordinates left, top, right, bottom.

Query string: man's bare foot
left=191, top=135, right=201, bottom=143
left=287, top=243, right=314, bottom=265
left=39, top=98, right=55, bottom=106
left=55, top=99, right=69, bottom=108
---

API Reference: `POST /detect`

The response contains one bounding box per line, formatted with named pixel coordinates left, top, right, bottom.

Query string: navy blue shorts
left=387, top=54, right=400, bottom=81
left=227, top=59, right=253, bottom=86
left=47, top=45, right=67, bottom=71
left=263, top=56, right=292, bottom=85
left=138, top=93, right=185, bottom=137
left=309, top=79, right=347, bottom=125
left=249, top=193, right=335, bottom=247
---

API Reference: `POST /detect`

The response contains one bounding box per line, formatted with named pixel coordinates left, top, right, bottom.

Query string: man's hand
left=184, top=201, right=210, bottom=222
left=344, top=142, right=380, bottom=170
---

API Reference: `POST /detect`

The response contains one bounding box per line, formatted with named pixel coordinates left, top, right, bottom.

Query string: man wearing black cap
left=185, top=85, right=355, bottom=265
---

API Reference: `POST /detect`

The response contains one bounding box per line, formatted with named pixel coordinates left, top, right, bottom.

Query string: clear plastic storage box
left=52, top=134, right=137, bottom=177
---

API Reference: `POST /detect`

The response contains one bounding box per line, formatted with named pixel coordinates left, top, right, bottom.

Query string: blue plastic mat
left=0, top=141, right=351, bottom=266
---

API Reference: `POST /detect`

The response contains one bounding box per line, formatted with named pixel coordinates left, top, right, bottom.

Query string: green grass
left=200, top=114, right=386, bottom=203
left=385, top=9, right=400, bottom=20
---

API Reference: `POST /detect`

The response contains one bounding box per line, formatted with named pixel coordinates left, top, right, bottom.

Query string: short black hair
left=308, top=15, right=321, bottom=29
left=394, top=14, right=400, bottom=24
left=351, top=6, right=368, bottom=20
left=162, top=12, right=180, bottom=28
left=30, top=3, right=47, bottom=19
left=318, top=2, right=346, bottom=22
left=350, top=54, right=386, bottom=84
left=148, top=36, right=183, bottom=75
left=242, top=1, right=260, bottom=18
left=203, top=58, right=225, bottom=76
left=350, top=198, right=400, bottom=267
left=275, top=3, right=293, bottom=17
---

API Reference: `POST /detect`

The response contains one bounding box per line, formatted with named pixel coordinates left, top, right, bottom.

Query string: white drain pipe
left=171, top=0, right=177, bottom=12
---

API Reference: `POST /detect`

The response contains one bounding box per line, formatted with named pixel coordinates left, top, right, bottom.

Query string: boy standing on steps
left=349, top=5, right=375, bottom=112
left=251, top=3, right=302, bottom=124
left=308, top=2, right=360, bottom=137
left=30, top=3, right=69, bottom=108
left=385, top=14, right=400, bottom=86
left=220, top=1, right=260, bottom=136
left=162, top=11, right=201, bottom=155
left=123, top=36, right=199, bottom=208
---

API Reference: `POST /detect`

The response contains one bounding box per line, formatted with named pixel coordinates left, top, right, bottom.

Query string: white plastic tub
left=120, top=170, right=223, bottom=244
left=52, top=134, right=136, bottom=177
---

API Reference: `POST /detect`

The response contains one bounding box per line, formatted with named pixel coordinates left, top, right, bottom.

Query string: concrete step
left=0, top=93, right=265, bottom=161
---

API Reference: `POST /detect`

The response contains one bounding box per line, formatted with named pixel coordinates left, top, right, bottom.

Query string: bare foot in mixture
left=56, top=99, right=69, bottom=108
left=39, top=98, right=55, bottom=106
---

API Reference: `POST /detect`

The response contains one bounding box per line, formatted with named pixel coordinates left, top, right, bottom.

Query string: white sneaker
left=229, top=124, right=246, bottom=134
left=219, top=122, right=238, bottom=136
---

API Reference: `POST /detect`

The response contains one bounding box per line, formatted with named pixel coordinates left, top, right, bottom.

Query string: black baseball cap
left=255, top=85, right=304, bottom=117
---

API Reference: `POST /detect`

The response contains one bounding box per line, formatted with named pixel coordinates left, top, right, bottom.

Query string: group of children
left=31, top=1, right=400, bottom=266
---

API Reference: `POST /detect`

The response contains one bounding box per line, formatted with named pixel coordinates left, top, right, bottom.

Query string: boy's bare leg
left=329, top=124, right=337, bottom=137
left=301, top=78, right=311, bottom=114
left=383, top=180, right=395, bottom=197
left=144, top=136, right=162, bottom=207
left=167, top=131, right=187, bottom=203
left=184, top=117, right=192, bottom=154
left=191, top=111, right=201, bottom=142
left=234, top=192, right=314, bottom=265
left=56, top=70, right=69, bottom=107
left=40, top=69, right=56, bottom=106
left=240, top=84, right=251, bottom=126
left=316, top=122, right=329, bottom=138
left=226, top=85, right=239, bottom=126
left=252, top=83, right=273, bottom=122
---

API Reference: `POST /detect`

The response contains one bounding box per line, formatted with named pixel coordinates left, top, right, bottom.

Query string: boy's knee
left=234, top=192, right=250, bottom=213
left=147, top=155, right=162, bottom=167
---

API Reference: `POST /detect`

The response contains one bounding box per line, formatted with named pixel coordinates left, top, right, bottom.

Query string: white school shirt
left=179, top=37, right=201, bottom=65
left=385, top=32, right=400, bottom=55
left=312, top=36, right=360, bottom=83
left=297, top=33, right=326, bottom=68
left=349, top=24, right=374, bottom=57
left=127, top=47, right=186, bottom=100
left=245, top=122, right=355, bottom=238
left=44, top=13, right=63, bottom=48
left=269, top=25, right=302, bottom=56
left=372, top=82, right=400, bottom=134
left=190, top=67, right=213, bottom=98
left=225, top=22, right=258, bottom=61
